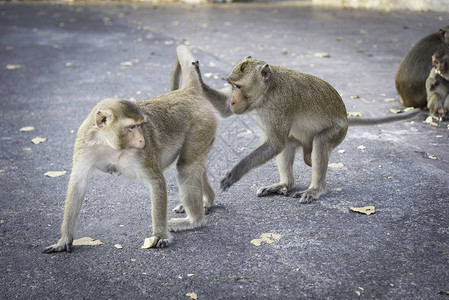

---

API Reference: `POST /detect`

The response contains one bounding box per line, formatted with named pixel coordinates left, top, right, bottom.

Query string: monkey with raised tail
left=43, top=46, right=218, bottom=253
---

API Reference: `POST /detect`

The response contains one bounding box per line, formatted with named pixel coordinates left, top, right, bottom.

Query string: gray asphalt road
left=1, top=2, right=448, bottom=299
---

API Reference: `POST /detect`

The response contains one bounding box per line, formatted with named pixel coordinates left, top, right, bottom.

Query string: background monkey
left=396, top=26, right=449, bottom=109
left=426, top=50, right=449, bottom=119
left=218, top=57, right=419, bottom=204
left=43, top=46, right=218, bottom=253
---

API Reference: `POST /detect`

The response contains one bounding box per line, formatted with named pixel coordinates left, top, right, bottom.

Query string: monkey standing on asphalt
left=217, top=57, right=419, bottom=204
left=43, top=46, right=218, bottom=253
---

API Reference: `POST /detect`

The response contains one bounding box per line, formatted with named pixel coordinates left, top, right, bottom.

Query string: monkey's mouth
left=231, top=106, right=247, bottom=114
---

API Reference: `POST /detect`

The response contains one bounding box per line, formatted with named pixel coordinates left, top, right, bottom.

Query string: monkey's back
left=270, top=65, right=347, bottom=120
left=395, top=33, right=444, bottom=108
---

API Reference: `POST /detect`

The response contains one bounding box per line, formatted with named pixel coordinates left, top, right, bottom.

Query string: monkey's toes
left=42, top=243, right=72, bottom=254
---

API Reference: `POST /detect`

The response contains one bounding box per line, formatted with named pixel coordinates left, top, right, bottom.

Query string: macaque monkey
left=43, top=46, right=218, bottom=253
left=219, top=57, right=419, bottom=204
left=426, top=50, right=449, bottom=119
left=396, top=26, right=449, bottom=108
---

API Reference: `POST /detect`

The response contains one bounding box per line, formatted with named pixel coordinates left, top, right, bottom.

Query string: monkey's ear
left=96, top=110, right=112, bottom=128
left=245, top=56, right=252, bottom=60
left=260, top=64, right=271, bottom=82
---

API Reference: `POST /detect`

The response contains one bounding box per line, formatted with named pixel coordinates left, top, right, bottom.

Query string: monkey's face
left=227, top=59, right=271, bottom=114
left=94, top=100, right=146, bottom=151
left=433, top=58, right=447, bottom=74
left=228, top=82, right=250, bottom=114
left=119, top=120, right=145, bottom=150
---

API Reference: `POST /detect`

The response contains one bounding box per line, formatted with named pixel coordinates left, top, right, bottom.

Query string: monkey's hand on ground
left=256, top=183, right=290, bottom=197
left=42, top=240, right=73, bottom=254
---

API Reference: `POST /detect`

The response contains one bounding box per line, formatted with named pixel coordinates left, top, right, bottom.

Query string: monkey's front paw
left=42, top=242, right=72, bottom=254
left=256, top=184, right=289, bottom=197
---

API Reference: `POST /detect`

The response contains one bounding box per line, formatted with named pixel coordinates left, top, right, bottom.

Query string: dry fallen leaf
left=314, top=52, right=330, bottom=58
left=31, top=137, right=46, bottom=144
left=404, top=107, right=414, bottom=112
left=328, top=162, right=344, bottom=168
left=347, top=112, right=362, bottom=117
left=141, top=236, right=158, bottom=249
left=114, top=244, right=123, bottom=249
left=0, top=169, right=4, bottom=174
left=389, top=108, right=402, bottom=114
left=250, top=238, right=264, bottom=246
left=120, top=61, right=132, bottom=67
left=438, top=291, right=449, bottom=296
left=251, top=233, right=282, bottom=246
left=336, top=37, right=344, bottom=42
left=427, top=154, right=437, bottom=160
left=186, top=292, right=198, bottom=300
left=338, top=149, right=346, bottom=154
left=6, top=64, right=22, bottom=70
left=350, top=95, right=360, bottom=99
left=384, top=98, right=395, bottom=102
left=44, top=171, right=67, bottom=177
left=261, top=233, right=282, bottom=240
left=19, top=126, right=34, bottom=132
left=73, top=237, right=104, bottom=246
left=360, top=29, right=368, bottom=34
left=350, top=206, right=375, bottom=215
left=357, top=145, right=366, bottom=151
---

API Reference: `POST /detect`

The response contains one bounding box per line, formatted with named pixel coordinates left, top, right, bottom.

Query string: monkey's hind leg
left=202, top=170, right=215, bottom=214
left=257, top=138, right=300, bottom=197
left=168, top=162, right=206, bottom=232
left=293, top=127, right=344, bottom=204
left=172, top=169, right=215, bottom=214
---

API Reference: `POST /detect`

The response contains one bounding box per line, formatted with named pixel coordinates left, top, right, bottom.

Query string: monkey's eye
left=128, top=125, right=136, bottom=131
left=233, top=83, right=242, bottom=90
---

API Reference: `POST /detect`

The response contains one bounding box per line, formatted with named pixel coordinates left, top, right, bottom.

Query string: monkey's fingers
left=220, top=172, right=237, bottom=190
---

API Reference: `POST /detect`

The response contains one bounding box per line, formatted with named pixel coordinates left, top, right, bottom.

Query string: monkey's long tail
left=348, top=108, right=420, bottom=126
